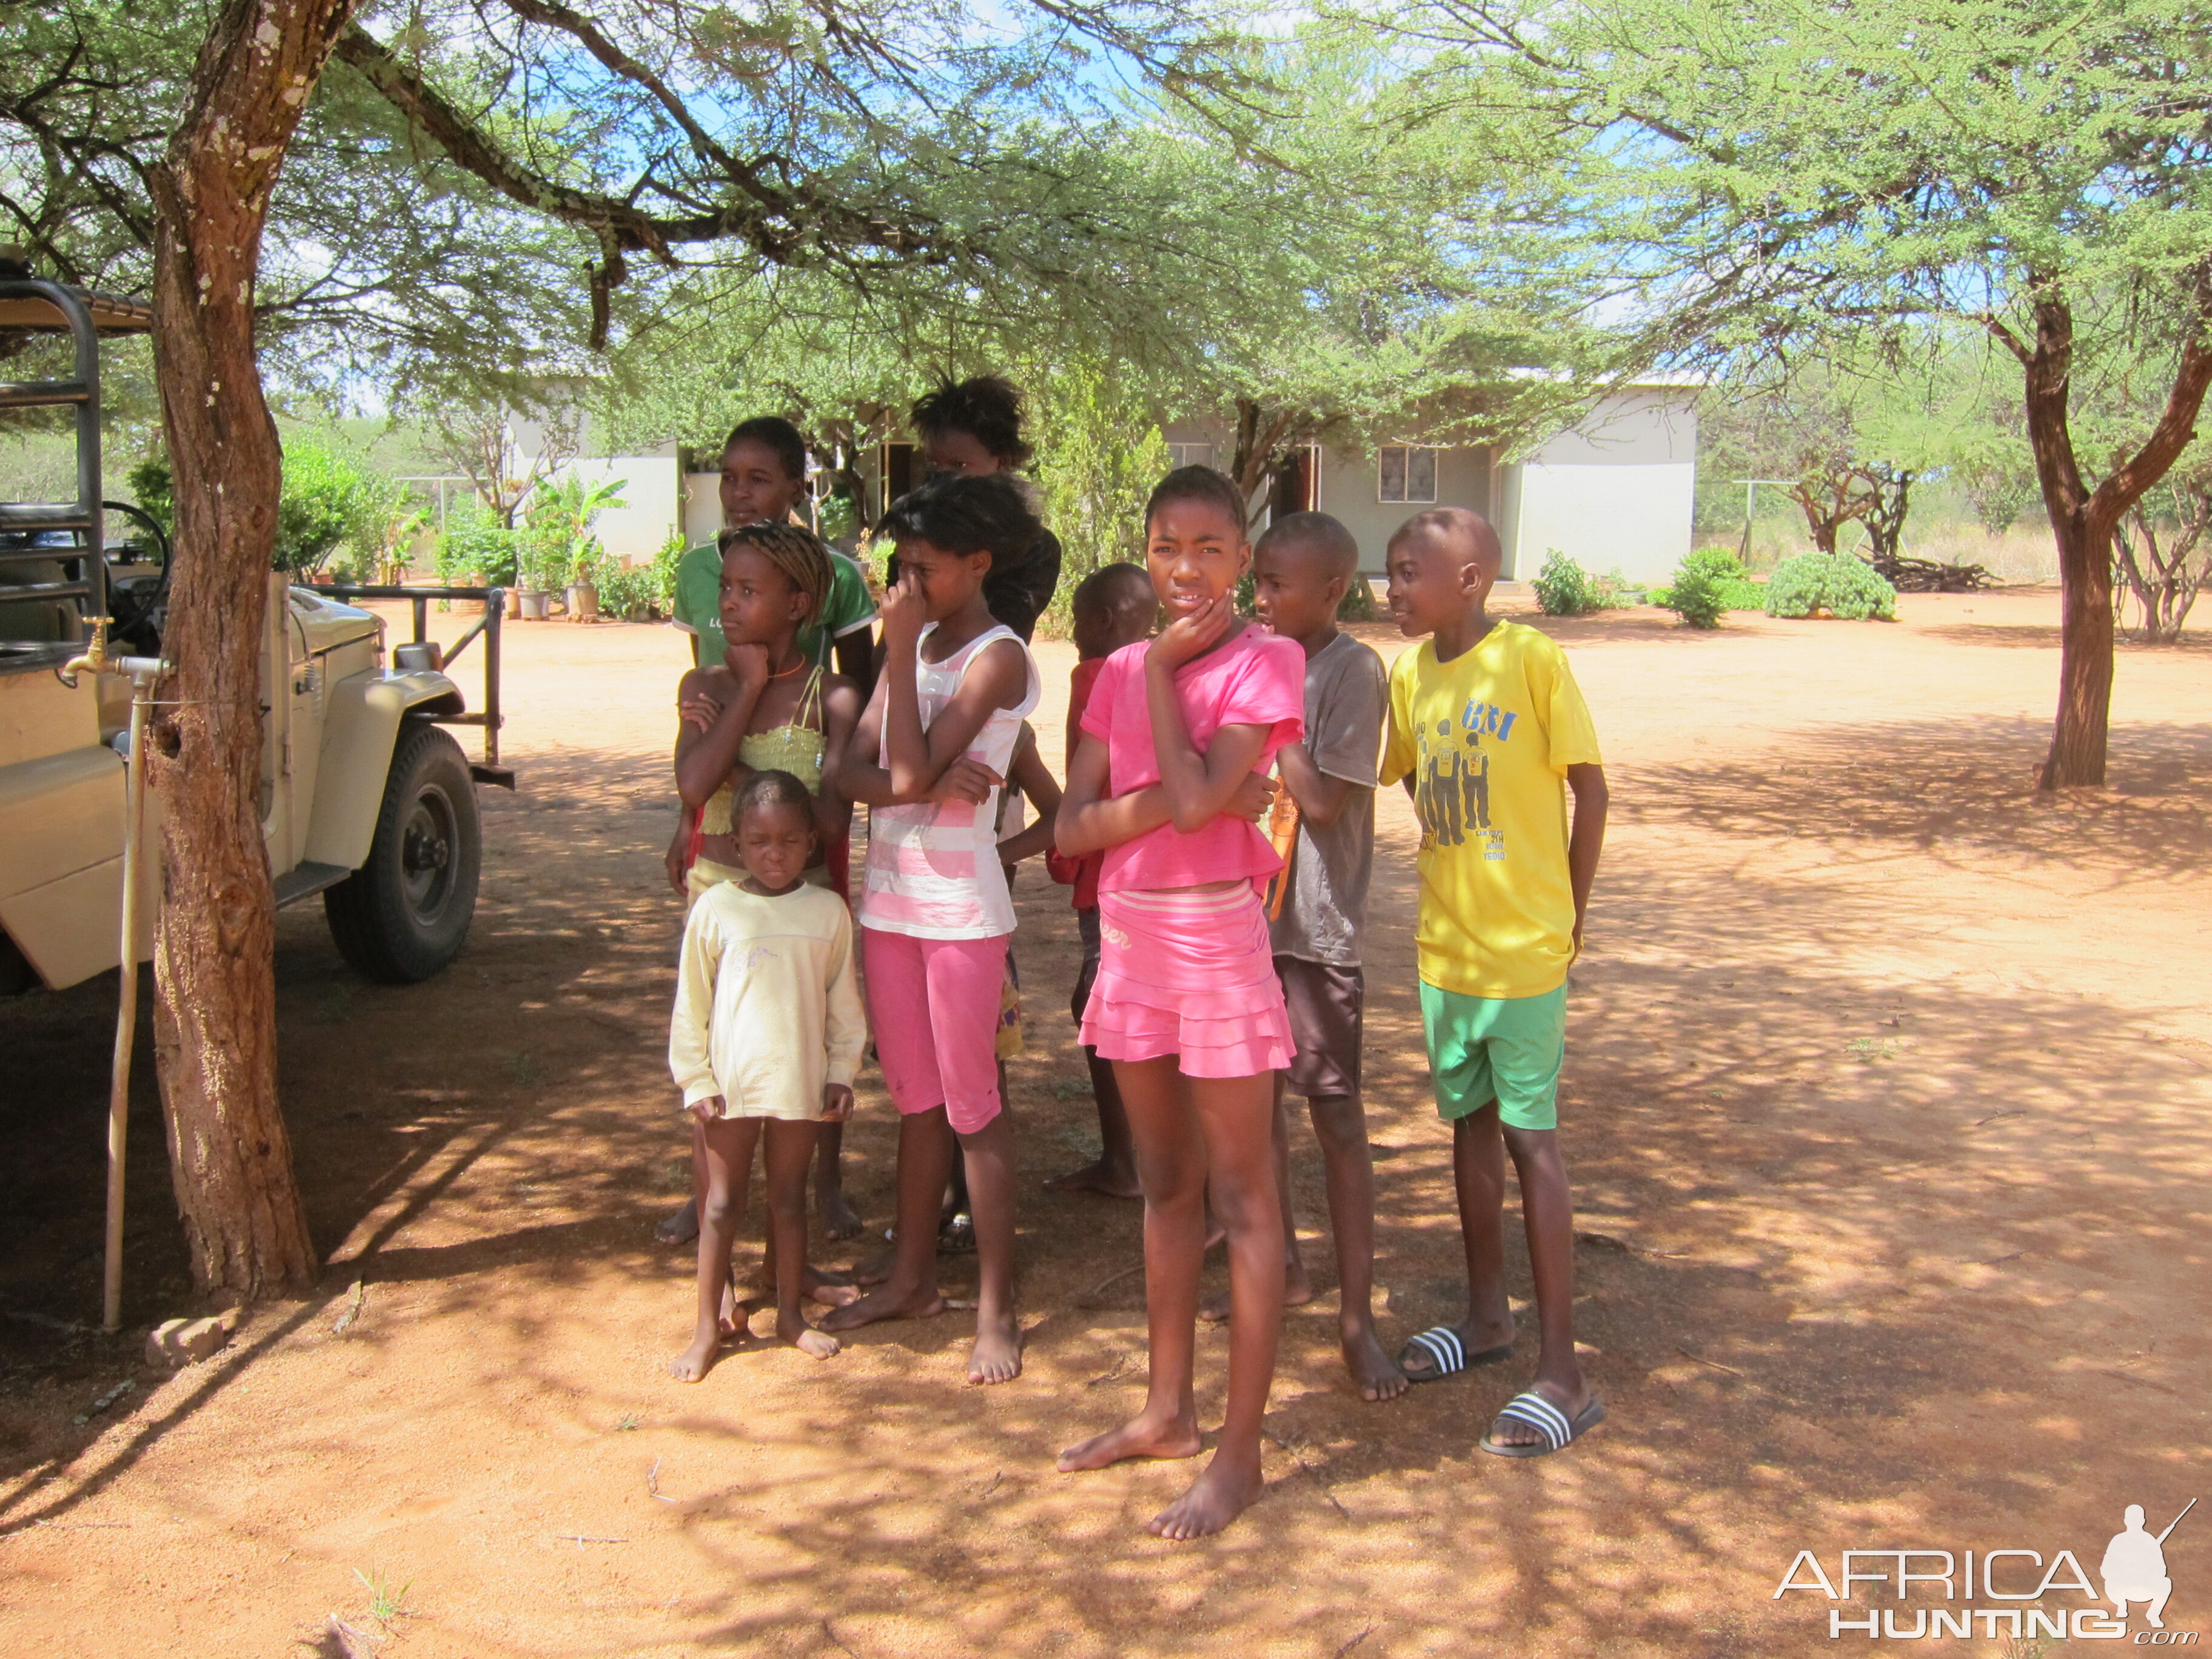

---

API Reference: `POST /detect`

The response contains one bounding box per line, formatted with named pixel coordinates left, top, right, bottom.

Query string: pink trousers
left=861, top=928, right=1008, bottom=1136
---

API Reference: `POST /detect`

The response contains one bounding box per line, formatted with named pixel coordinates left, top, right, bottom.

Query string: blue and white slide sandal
left=1481, top=1389, right=1606, bottom=1457
left=1399, top=1327, right=1513, bottom=1383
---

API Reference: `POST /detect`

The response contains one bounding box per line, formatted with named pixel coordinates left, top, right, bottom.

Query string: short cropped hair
left=1256, top=511, right=1359, bottom=580
left=1072, top=561, right=1153, bottom=620
left=875, top=471, right=1042, bottom=575
left=723, top=415, right=807, bottom=481
left=717, top=521, right=836, bottom=625
left=911, top=375, right=1033, bottom=468
left=735, top=768, right=815, bottom=823
left=1144, top=465, right=1247, bottom=536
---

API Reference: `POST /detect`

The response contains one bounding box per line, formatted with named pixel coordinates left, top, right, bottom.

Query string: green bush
left=650, top=530, right=685, bottom=612
left=436, top=500, right=520, bottom=588
left=274, top=440, right=403, bottom=578
left=1533, top=548, right=1600, bottom=616
left=128, top=446, right=400, bottom=578
left=1663, top=561, right=1727, bottom=628
left=1658, top=547, right=1763, bottom=626
left=1338, top=575, right=1380, bottom=622
left=1763, top=552, right=1897, bottom=622
left=126, top=457, right=175, bottom=536
left=595, top=559, right=659, bottom=618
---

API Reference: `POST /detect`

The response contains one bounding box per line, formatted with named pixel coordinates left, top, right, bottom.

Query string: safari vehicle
left=0, top=271, right=511, bottom=994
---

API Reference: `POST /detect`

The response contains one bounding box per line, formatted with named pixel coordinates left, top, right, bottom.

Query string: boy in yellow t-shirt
left=1379, top=508, right=1610, bottom=1458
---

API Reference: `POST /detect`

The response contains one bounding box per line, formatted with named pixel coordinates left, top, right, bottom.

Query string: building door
left=879, top=441, right=917, bottom=519
left=1269, top=444, right=1319, bottom=520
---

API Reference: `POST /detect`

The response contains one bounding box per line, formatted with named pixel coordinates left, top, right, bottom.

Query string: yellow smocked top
left=700, top=666, right=826, bottom=836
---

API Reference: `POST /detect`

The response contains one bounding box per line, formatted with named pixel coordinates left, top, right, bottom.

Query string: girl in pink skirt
left=1053, top=465, right=1307, bottom=1539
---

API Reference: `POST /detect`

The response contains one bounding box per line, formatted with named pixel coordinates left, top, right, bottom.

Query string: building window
left=1378, top=446, right=1438, bottom=503
left=1166, top=441, right=1214, bottom=471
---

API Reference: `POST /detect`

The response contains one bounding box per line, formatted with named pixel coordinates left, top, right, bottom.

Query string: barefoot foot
left=1057, top=1413, right=1202, bottom=1473
left=967, top=1307, right=1023, bottom=1385
left=668, top=1326, right=728, bottom=1384
left=1148, top=1456, right=1264, bottom=1540
left=657, top=1198, right=699, bottom=1247
left=799, top=1264, right=860, bottom=1309
left=781, top=1321, right=840, bottom=1360
left=817, top=1187, right=865, bottom=1242
left=1043, top=1158, right=1143, bottom=1199
left=1344, top=1324, right=1409, bottom=1403
left=819, top=1281, right=946, bottom=1333
left=851, top=1239, right=896, bottom=1286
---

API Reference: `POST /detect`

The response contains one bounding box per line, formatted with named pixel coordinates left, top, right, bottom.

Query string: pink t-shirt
left=1080, top=625, right=1306, bottom=894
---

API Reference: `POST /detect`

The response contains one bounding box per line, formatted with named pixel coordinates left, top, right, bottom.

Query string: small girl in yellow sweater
left=668, top=771, right=866, bottom=1380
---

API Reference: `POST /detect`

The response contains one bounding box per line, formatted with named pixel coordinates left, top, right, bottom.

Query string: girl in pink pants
left=828, top=472, right=1042, bottom=1386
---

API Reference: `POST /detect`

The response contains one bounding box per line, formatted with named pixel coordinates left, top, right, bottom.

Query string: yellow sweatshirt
left=669, top=882, right=865, bottom=1119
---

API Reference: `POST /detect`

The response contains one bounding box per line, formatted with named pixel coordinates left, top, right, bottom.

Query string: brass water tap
left=59, top=614, right=110, bottom=687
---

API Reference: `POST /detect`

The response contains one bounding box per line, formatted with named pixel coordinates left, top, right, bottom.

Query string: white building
left=1152, top=376, right=1701, bottom=588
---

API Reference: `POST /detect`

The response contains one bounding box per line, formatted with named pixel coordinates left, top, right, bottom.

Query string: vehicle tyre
left=324, top=720, right=480, bottom=984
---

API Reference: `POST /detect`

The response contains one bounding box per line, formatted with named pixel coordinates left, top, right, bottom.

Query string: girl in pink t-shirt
left=1053, top=465, right=1305, bottom=1540
left=827, top=473, right=1041, bottom=1388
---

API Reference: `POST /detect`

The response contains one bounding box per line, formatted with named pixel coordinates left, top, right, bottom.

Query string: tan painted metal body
left=0, top=578, right=463, bottom=989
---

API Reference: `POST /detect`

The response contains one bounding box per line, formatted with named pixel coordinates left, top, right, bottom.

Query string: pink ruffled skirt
left=1080, top=884, right=1295, bottom=1078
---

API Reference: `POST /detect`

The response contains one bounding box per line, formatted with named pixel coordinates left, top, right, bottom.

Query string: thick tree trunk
left=1227, top=398, right=1300, bottom=531
left=2011, top=282, right=2212, bottom=788
left=144, top=0, right=359, bottom=1298
left=2042, top=509, right=2116, bottom=787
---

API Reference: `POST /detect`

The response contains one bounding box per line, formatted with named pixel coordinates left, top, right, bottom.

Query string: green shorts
left=1418, top=980, right=1568, bottom=1132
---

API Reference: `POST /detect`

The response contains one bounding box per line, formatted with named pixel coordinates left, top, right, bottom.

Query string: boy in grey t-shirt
left=1243, top=512, right=1401, bottom=1402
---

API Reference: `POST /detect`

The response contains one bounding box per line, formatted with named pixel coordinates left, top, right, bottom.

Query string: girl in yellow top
left=675, top=521, right=863, bottom=899
left=670, top=521, right=866, bottom=1255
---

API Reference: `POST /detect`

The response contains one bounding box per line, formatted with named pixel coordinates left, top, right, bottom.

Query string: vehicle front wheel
left=324, top=720, right=481, bottom=983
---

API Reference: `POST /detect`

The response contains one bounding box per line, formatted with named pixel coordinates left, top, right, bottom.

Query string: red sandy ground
left=1, top=591, right=2207, bottom=1657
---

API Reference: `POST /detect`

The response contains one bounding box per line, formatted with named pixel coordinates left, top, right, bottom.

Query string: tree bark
left=1228, top=398, right=1302, bottom=531
left=2007, top=280, right=2212, bottom=788
left=144, top=0, right=359, bottom=1299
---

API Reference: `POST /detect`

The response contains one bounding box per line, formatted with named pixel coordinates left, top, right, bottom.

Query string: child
left=1045, top=562, right=1155, bottom=1199
left=1241, top=512, right=1399, bottom=1403
left=668, top=522, right=866, bottom=1252
left=826, top=472, right=1044, bottom=1386
left=907, top=375, right=1062, bottom=639
left=667, top=417, right=877, bottom=895
left=1380, top=507, right=1610, bottom=1457
left=671, top=417, right=878, bottom=685
left=667, top=769, right=864, bottom=1381
left=1053, top=465, right=1304, bottom=1541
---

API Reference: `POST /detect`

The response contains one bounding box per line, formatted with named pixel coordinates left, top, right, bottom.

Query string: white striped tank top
left=858, top=622, right=1041, bottom=939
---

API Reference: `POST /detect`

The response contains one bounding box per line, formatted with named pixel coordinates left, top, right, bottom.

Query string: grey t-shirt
left=1270, top=631, right=1387, bottom=966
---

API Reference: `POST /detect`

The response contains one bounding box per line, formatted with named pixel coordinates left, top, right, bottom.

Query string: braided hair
left=717, top=520, right=835, bottom=626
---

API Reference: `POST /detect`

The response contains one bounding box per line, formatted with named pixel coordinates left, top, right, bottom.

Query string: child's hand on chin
left=820, top=1084, right=854, bottom=1122
left=722, top=642, right=773, bottom=686
left=1148, top=591, right=1235, bottom=669
left=878, top=570, right=928, bottom=648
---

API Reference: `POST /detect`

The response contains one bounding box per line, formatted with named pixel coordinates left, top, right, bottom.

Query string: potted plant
left=523, top=472, right=627, bottom=623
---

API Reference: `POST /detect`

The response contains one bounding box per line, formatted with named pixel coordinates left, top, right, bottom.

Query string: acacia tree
left=140, top=0, right=360, bottom=1297
left=1418, top=0, right=2212, bottom=785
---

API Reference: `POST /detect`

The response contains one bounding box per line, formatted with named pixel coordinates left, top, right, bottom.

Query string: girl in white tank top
left=859, top=621, right=1040, bottom=938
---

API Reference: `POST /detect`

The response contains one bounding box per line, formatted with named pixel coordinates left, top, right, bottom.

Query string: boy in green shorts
left=1379, top=508, right=1610, bottom=1457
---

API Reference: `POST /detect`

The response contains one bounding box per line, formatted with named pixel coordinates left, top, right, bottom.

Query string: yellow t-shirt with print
left=1381, top=621, right=1602, bottom=1000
